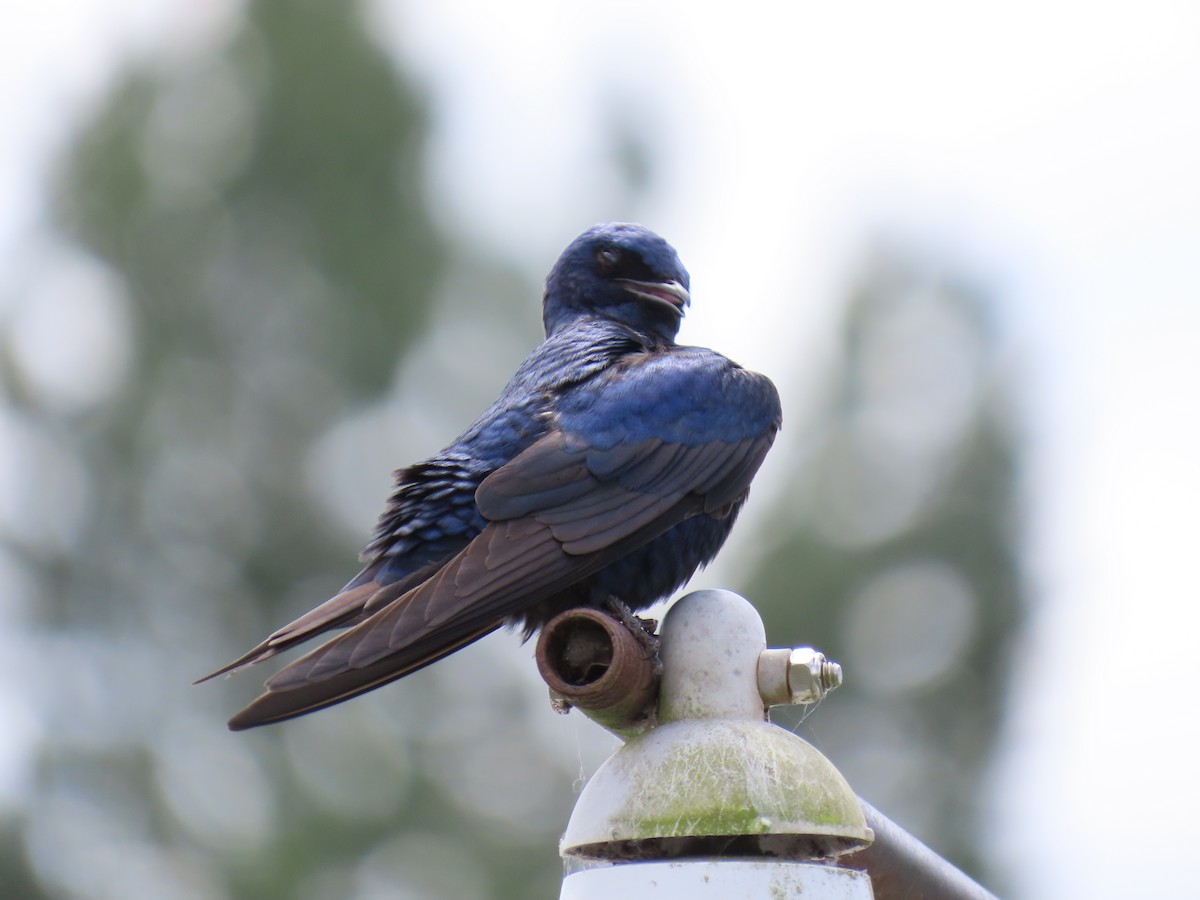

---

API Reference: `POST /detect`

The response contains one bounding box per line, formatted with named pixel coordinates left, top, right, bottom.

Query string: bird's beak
left=616, top=278, right=691, bottom=317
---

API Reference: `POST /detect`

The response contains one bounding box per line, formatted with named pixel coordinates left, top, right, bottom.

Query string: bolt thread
left=820, top=661, right=843, bottom=692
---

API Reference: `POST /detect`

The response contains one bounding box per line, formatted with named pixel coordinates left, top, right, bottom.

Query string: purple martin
left=202, top=223, right=781, bottom=729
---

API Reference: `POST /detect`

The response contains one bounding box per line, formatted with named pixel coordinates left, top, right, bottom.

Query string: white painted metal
left=561, top=860, right=874, bottom=899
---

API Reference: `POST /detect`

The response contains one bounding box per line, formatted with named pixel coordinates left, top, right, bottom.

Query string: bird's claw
left=603, top=596, right=662, bottom=660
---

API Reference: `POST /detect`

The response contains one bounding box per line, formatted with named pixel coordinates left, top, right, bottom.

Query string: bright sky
left=3, top=2, right=1199, bottom=898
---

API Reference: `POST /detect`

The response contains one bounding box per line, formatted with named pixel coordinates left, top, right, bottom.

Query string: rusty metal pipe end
left=536, top=607, right=660, bottom=737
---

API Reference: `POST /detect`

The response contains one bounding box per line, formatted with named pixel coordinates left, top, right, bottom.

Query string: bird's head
left=543, top=223, right=691, bottom=342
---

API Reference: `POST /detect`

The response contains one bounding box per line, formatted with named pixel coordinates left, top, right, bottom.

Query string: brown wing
left=194, top=560, right=440, bottom=683
left=198, top=455, right=482, bottom=683
left=225, top=427, right=774, bottom=729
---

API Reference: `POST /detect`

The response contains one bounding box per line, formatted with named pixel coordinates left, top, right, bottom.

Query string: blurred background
left=1, top=1, right=1198, bottom=897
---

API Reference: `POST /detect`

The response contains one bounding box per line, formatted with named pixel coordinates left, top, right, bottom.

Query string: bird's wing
left=197, top=457, right=483, bottom=683
left=194, top=559, right=444, bottom=683
left=227, top=355, right=780, bottom=729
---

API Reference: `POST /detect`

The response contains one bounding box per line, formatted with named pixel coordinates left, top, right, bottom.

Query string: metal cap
left=561, top=590, right=872, bottom=862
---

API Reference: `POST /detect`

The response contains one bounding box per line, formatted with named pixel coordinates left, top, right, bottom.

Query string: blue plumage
left=205, top=223, right=781, bottom=729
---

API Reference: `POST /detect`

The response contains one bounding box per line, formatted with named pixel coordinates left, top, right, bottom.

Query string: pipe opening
left=545, top=617, right=614, bottom=686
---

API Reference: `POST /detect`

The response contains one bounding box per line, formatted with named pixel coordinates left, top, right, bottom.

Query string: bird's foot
left=602, top=596, right=661, bottom=659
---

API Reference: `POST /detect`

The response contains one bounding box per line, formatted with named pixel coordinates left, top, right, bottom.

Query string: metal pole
left=541, top=591, right=1003, bottom=900
left=543, top=591, right=872, bottom=899
left=844, top=798, right=1000, bottom=900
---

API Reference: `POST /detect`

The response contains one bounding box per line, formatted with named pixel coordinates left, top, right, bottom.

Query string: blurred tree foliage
left=2, top=1, right=573, bottom=897
left=0, top=0, right=1021, bottom=896
left=748, top=247, right=1022, bottom=885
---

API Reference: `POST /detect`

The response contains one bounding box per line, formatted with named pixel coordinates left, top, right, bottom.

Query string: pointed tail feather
left=227, top=622, right=501, bottom=730
left=194, top=581, right=385, bottom=684
left=194, top=556, right=454, bottom=685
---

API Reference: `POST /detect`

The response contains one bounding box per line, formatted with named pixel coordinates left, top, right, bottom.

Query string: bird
left=201, top=223, right=782, bottom=730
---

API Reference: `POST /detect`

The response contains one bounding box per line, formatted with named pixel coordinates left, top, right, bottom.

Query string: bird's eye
left=596, top=247, right=622, bottom=272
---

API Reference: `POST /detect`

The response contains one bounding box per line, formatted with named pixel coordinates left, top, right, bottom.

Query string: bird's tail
left=226, top=621, right=501, bottom=730
left=194, top=560, right=442, bottom=684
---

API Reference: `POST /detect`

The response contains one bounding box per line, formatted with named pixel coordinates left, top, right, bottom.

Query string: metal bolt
left=786, top=647, right=842, bottom=704
left=757, top=646, right=843, bottom=707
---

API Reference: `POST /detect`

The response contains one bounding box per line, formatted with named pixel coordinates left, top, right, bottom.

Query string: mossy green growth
left=617, top=721, right=863, bottom=837
left=563, top=718, right=871, bottom=851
